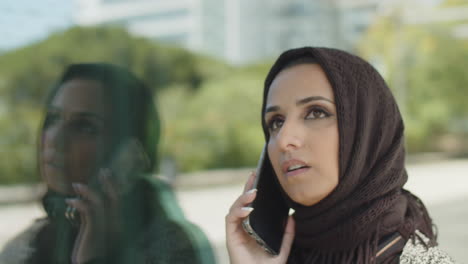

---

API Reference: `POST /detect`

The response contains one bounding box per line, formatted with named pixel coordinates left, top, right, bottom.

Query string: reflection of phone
left=65, top=138, right=149, bottom=225
left=242, top=145, right=290, bottom=255
left=103, top=138, right=149, bottom=190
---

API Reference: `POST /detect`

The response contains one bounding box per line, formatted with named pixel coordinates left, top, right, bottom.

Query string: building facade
left=73, top=0, right=389, bottom=64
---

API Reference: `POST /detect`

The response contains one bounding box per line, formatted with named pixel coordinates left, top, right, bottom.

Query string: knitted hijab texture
left=261, top=47, right=435, bottom=264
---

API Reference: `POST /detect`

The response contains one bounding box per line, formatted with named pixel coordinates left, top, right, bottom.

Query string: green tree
left=358, top=3, right=468, bottom=152
left=0, top=26, right=230, bottom=183
left=0, top=25, right=272, bottom=183
left=159, top=64, right=270, bottom=172
left=0, top=26, right=214, bottom=107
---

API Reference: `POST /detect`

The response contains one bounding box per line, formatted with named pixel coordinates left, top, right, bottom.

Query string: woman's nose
left=276, top=120, right=303, bottom=152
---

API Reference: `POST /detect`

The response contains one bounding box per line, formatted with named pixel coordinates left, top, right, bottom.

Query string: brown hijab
left=261, top=47, right=436, bottom=263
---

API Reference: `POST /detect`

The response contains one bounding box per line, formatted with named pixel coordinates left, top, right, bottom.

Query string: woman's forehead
left=51, top=78, right=110, bottom=116
left=266, top=63, right=335, bottom=106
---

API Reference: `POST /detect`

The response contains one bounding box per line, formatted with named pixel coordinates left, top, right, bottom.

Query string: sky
left=0, top=0, right=74, bottom=52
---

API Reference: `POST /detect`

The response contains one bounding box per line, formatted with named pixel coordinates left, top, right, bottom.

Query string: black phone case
left=243, top=151, right=290, bottom=255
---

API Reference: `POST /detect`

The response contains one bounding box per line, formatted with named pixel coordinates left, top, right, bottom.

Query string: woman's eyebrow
left=265, top=105, right=280, bottom=114
left=73, top=112, right=106, bottom=122
left=265, top=95, right=335, bottom=114
left=47, top=107, right=105, bottom=122
left=297, top=96, right=335, bottom=106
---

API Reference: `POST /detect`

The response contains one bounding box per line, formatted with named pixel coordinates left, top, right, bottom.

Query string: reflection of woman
left=0, top=63, right=215, bottom=264
left=226, top=48, right=455, bottom=263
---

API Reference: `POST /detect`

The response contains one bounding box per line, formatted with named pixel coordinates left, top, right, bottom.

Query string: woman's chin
left=295, top=198, right=321, bottom=207
left=289, top=192, right=326, bottom=207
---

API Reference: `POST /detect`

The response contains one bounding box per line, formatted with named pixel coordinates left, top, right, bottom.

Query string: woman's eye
left=268, top=117, right=284, bottom=132
left=306, top=107, right=330, bottom=120
left=72, top=120, right=99, bottom=135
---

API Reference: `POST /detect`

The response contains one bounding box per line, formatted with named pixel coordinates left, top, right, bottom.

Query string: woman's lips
left=285, top=166, right=311, bottom=178
left=281, top=159, right=311, bottom=178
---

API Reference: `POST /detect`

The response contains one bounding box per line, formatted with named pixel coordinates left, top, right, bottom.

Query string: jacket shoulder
left=400, top=230, right=457, bottom=264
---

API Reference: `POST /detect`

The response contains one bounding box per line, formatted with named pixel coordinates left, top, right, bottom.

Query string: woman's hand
left=66, top=168, right=121, bottom=264
left=225, top=172, right=295, bottom=264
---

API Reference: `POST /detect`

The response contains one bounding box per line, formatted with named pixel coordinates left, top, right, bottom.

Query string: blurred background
left=0, top=0, right=467, bottom=263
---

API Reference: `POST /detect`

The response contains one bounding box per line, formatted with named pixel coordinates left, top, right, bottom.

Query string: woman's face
left=265, top=63, right=339, bottom=206
left=40, top=78, right=111, bottom=195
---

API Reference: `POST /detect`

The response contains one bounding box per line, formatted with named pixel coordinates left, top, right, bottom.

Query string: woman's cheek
left=67, top=142, right=102, bottom=182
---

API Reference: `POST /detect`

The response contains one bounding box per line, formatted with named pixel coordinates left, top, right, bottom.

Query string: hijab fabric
left=261, top=47, right=435, bottom=263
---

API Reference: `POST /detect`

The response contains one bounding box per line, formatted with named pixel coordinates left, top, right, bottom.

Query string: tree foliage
left=0, top=26, right=270, bottom=184
left=4, top=2, right=467, bottom=184
left=0, top=26, right=219, bottom=107
left=158, top=64, right=270, bottom=172
left=357, top=2, right=468, bottom=152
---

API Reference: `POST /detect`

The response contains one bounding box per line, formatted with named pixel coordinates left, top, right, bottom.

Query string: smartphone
left=242, top=145, right=290, bottom=255
left=103, top=139, right=149, bottom=189
left=65, top=139, right=148, bottom=225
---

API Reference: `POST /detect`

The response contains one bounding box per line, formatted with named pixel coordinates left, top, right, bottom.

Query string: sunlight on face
left=265, top=64, right=339, bottom=206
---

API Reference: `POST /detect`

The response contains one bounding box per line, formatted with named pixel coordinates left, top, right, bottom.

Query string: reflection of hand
left=66, top=168, right=121, bottom=264
left=225, top=172, right=295, bottom=264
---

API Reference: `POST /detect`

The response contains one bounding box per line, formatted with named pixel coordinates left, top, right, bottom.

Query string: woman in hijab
left=226, top=47, right=455, bottom=263
left=0, top=63, right=215, bottom=264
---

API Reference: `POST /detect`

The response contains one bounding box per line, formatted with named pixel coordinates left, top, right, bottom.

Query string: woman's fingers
left=226, top=189, right=257, bottom=225
left=69, top=183, right=107, bottom=227
left=228, top=188, right=257, bottom=216
left=72, top=183, right=102, bottom=208
left=278, top=215, right=295, bottom=259
left=226, top=188, right=257, bottom=240
left=226, top=203, right=255, bottom=224
left=227, top=170, right=257, bottom=224
left=67, top=196, right=106, bottom=264
left=226, top=171, right=258, bottom=234
left=99, top=168, right=119, bottom=206
left=243, top=171, right=257, bottom=193
left=66, top=198, right=91, bottom=225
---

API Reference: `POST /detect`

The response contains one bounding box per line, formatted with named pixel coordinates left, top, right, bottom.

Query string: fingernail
left=246, top=188, right=257, bottom=195
left=241, top=207, right=254, bottom=212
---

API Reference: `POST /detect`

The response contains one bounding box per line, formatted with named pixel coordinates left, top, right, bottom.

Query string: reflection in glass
left=0, top=63, right=215, bottom=264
